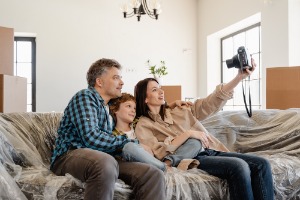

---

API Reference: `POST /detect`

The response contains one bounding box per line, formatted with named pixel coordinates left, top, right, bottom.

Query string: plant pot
left=154, top=75, right=163, bottom=85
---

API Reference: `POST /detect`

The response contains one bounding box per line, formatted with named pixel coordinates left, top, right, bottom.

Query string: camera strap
left=242, top=75, right=252, bottom=117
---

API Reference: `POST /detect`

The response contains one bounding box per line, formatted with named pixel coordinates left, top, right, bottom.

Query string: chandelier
left=121, top=0, right=162, bottom=22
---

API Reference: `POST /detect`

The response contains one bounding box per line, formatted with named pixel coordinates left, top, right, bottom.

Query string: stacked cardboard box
left=0, top=26, right=27, bottom=113
left=266, top=66, right=300, bottom=109
left=161, top=85, right=182, bottom=103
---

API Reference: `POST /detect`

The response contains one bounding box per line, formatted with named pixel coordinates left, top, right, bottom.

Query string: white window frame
left=14, top=37, right=36, bottom=112
left=221, top=23, right=262, bottom=111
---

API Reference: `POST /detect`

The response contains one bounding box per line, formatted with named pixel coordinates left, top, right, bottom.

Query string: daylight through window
left=14, top=37, right=36, bottom=112
left=221, top=23, right=261, bottom=111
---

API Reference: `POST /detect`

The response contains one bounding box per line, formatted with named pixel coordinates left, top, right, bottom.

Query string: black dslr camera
left=226, top=46, right=252, bottom=70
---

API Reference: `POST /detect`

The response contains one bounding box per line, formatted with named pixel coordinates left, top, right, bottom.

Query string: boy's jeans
left=122, top=138, right=202, bottom=171
left=122, top=142, right=166, bottom=171
left=164, top=138, right=202, bottom=166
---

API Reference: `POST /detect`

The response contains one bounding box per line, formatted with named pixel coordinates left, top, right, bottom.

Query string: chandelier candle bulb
left=121, top=0, right=162, bottom=21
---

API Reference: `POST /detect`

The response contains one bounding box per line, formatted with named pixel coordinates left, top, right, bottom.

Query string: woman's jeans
left=195, top=149, right=274, bottom=200
left=122, top=139, right=202, bottom=171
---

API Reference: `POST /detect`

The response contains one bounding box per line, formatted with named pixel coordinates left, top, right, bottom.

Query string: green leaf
left=146, top=60, right=167, bottom=76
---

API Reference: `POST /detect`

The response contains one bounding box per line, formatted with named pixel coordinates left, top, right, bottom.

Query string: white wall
left=197, top=0, right=263, bottom=97
left=198, top=0, right=300, bottom=108
left=0, top=0, right=198, bottom=112
left=1, top=0, right=299, bottom=111
left=288, top=0, right=300, bottom=66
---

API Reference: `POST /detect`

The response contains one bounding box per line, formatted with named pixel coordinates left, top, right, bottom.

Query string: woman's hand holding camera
left=238, top=58, right=256, bottom=79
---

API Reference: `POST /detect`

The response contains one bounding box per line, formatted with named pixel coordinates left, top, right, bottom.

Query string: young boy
left=110, top=93, right=202, bottom=171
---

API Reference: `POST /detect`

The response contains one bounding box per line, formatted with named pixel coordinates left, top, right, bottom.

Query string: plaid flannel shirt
left=51, top=87, right=138, bottom=167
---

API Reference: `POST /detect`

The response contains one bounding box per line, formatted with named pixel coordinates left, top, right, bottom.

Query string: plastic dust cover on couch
left=0, top=110, right=300, bottom=199
left=0, top=112, right=227, bottom=200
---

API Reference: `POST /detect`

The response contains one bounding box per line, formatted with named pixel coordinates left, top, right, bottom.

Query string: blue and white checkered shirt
left=51, top=87, right=137, bottom=167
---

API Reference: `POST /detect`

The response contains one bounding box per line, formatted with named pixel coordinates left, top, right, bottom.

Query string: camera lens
left=226, top=55, right=239, bottom=68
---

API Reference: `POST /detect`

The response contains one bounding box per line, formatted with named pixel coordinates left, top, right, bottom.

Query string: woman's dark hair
left=134, top=78, right=167, bottom=120
left=86, top=58, right=122, bottom=87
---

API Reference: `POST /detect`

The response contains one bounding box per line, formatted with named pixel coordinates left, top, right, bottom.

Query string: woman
left=134, top=60, right=274, bottom=200
left=110, top=93, right=203, bottom=171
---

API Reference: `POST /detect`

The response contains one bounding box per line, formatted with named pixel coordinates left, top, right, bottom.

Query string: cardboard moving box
left=0, top=74, right=27, bottom=113
left=0, top=26, right=14, bottom=76
left=266, top=66, right=300, bottom=109
left=161, top=85, right=181, bottom=103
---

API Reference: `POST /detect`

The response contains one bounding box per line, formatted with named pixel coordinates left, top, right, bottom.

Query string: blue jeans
left=195, top=149, right=274, bottom=200
left=122, top=142, right=166, bottom=171
left=164, top=138, right=202, bottom=167
left=123, top=139, right=202, bottom=171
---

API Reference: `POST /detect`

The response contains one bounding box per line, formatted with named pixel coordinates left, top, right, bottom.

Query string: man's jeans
left=195, top=149, right=274, bottom=200
left=51, top=148, right=166, bottom=200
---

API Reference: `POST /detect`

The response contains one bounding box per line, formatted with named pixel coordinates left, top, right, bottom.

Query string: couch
left=0, top=109, right=300, bottom=200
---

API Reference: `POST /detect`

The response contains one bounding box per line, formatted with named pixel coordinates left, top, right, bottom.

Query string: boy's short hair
left=110, top=93, right=136, bottom=123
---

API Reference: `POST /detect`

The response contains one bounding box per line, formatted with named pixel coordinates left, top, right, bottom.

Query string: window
left=14, top=37, right=36, bottom=112
left=221, top=23, right=261, bottom=110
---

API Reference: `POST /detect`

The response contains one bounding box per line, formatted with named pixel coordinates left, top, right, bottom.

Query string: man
left=51, top=58, right=166, bottom=200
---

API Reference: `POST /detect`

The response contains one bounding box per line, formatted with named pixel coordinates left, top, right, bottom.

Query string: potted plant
left=146, top=60, right=168, bottom=84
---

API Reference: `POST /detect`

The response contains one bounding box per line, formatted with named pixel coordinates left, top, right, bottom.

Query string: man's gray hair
left=86, top=58, right=122, bottom=87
